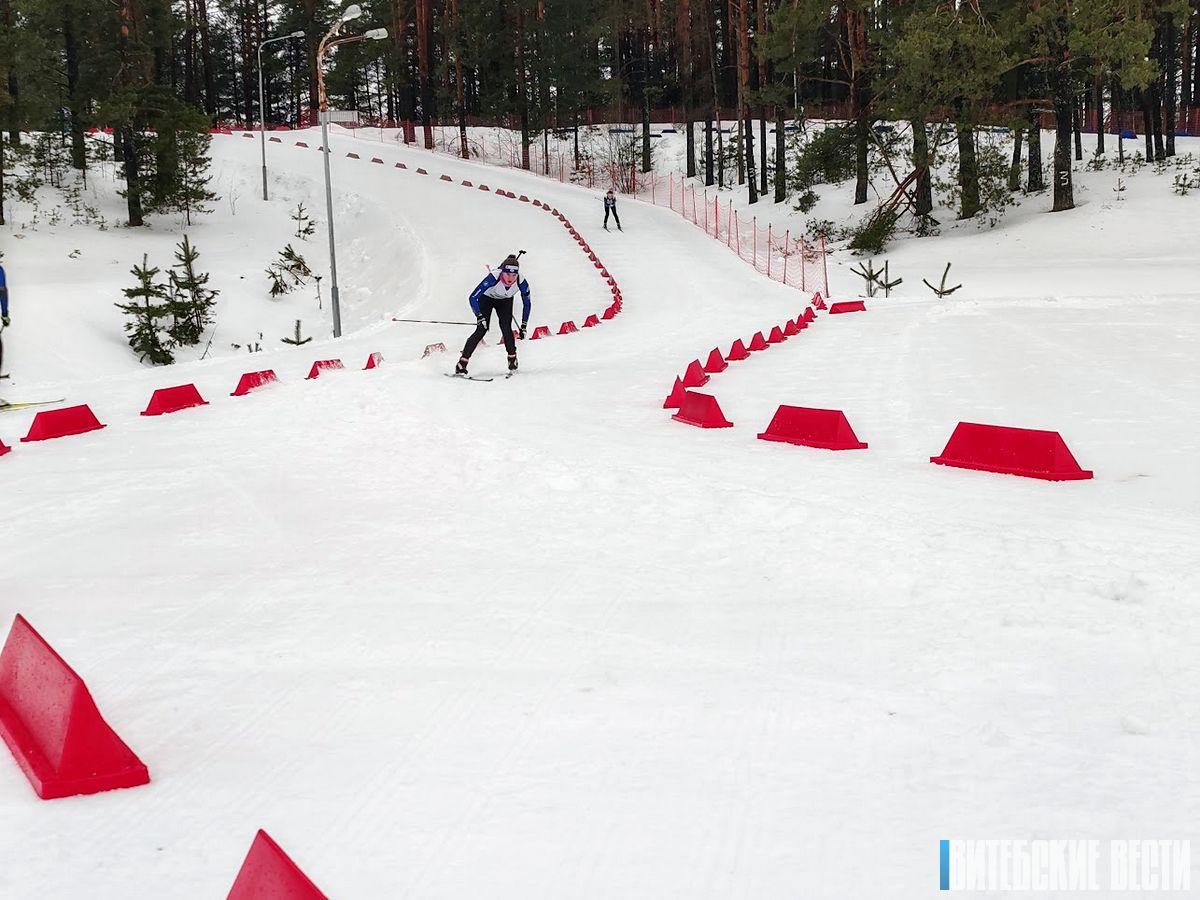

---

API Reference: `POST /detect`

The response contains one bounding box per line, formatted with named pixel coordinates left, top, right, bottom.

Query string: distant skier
left=603, top=189, right=621, bottom=231
left=455, top=253, right=531, bottom=375
left=0, top=262, right=9, bottom=326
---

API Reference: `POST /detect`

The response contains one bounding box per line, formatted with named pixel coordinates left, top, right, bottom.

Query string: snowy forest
left=1, top=0, right=1199, bottom=227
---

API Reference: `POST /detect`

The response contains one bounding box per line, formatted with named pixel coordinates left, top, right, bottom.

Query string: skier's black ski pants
left=604, top=207, right=621, bottom=229
left=461, top=295, right=516, bottom=359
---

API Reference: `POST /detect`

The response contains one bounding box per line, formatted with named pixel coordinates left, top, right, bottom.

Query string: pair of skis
left=0, top=398, right=64, bottom=412
left=444, top=371, right=516, bottom=383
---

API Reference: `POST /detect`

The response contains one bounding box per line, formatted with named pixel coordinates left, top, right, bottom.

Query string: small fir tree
left=167, top=235, right=219, bottom=346
left=176, top=130, right=218, bottom=226
left=115, top=255, right=174, bottom=364
left=292, top=203, right=316, bottom=239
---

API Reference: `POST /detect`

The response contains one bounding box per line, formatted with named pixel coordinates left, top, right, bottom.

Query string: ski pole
left=391, top=317, right=476, bottom=326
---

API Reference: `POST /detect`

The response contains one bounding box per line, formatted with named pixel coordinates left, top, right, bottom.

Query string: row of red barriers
left=0, top=353, right=382, bottom=456
left=665, top=293, right=1093, bottom=481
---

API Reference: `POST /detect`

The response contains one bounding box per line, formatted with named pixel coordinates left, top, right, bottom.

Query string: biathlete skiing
left=603, top=189, right=621, bottom=231
left=455, top=252, right=531, bottom=376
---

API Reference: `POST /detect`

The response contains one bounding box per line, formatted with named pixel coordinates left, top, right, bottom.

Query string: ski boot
left=507, top=353, right=519, bottom=373
left=455, top=357, right=469, bottom=375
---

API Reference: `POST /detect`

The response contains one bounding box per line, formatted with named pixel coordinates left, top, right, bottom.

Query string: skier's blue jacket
left=0, top=264, right=8, bottom=318
left=469, top=270, right=531, bottom=322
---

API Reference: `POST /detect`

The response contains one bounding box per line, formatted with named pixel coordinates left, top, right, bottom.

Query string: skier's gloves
left=476, top=314, right=488, bottom=331
left=0, top=316, right=8, bottom=327
left=519, top=322, right=527, bottom=340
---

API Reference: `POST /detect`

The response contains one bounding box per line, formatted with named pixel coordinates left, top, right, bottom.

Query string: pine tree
left=292, top=202, right=315, bottom=239
left=167, top=235, right=218, bottom=346
left=175, top=128, right=217, bottom=225
left=115, top=254, right=173, bottom=364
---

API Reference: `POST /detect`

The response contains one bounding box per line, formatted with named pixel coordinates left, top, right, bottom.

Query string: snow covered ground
left=1, top=126, right=1198, bottom=898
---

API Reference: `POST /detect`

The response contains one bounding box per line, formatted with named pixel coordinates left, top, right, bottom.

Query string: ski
left=0, top=398, right=65, bottom=412
left=444, top=373, right=494, bottom=382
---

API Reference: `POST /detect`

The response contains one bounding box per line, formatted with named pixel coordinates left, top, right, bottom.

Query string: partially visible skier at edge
left=603, top=189, right=621, bottom=231
left=456, top=253, right=531, bottom=375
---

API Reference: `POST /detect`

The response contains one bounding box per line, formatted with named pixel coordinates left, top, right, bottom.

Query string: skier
left=603, top=189, right=621, bottom=231
left=0, top=262, right=8, bottom=326
left=455, top=253, right=531, bottom=375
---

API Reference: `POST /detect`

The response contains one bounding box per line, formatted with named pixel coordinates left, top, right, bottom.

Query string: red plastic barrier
left=440, top=174, right=453, bottom=182
left=593, top=260, right=604, bottom=270
left=0, top=439, right=10, bottom=458
left=558, top=321, right=578, bottom=335
left=583, top=314, right=601, bottom=328
left=930, top=422, right=1094, bottom=481
left=242, top=133, right=254, bottom=139
left=364, top=352, right=384, bottom=370
left=672, top=391, right=733, bottom=429
left=519, top=194, right=530, bottom=202
left=416, top=167, right=428, bottom=175
left=783, top=319, right=800, bottom=337
left=294, top=141, right=308, bottom=148
left=306, top=359, right=344, bottom=380
left=681, top=359, right=709, bottom=388
left=21, top=405, right=106, bottom=443
left=703, top=348, right=728, bottom=374
left=802, top=308, right=816, bottom=324
left=230, top=370, right=279, bottom=397
left=757, top=406, right=868, bottom=450
left=345, top=152, right=359, bottom=159
left=421, top=342, right=446, bottom=358
left=601, top=306, right=617, bottom=320
left=533, top=200, right=543, bottom=207
left=370, top=157, right=383, bottom=164
left=226, top=830, right=328, bottom=900
left=829, top=301, right=866, bottom=314
left=396, top=162, right=407, bottom=169
left=462, top=180, right=473, bottom=187
left=0, top=615, right=150, bottom=800
left=495, top=187, right=505, bottom=195
left=530, top=326, right=552, bottom=340
left=748, top=332, right=769, bottom=352
left=269, top=136, right=282, bottom=143
left=811, top=294, right=827, bottom=310
left=727, top=339, right=750, bottom=361
left=767, top=325, right=787, bottom=344
left=478, top=183, right=489, bottom=191
left=506, top=191, right=517, bottom=199
left=663, top=377, right=686, bottom=409
left=141, top=383, right=209, bottom=417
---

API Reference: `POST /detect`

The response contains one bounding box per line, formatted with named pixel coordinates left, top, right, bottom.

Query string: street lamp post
left=258, top=30, right=305, bottom=201
left=316, top=4, right=387, bottom=338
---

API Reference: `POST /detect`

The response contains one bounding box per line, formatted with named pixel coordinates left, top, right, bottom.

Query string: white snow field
left=1, top=128, right=1198, bottom=899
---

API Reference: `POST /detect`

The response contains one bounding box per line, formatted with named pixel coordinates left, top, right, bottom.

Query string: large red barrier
left=227, top=830, right=328, bottom=900
left=601, top=306, right=617, bottom=320
left=364, top=352, right=384, bottom=370
left=141, top=384, right=208, bottom=417
left=21, top=405, right=106, bottom=443
left=663, top=377, right=686, bottom=410
left=672, top=391, right=733, bottom=429
left=829, top=301, right=866, bottom=314
left=783, top=319, right=800, bottom=337
left=727, top=339, right=750, bottom=361
left=583, top=314, right=601, bottom=328
left=681, top=359, right=709, bottom=388
left=306, top=359, right=345, bottom=380
left=703, top=348, right=728, bottom=374
left=930, top=422, right=1094, bottom=481
left=811, top=293, right=827, bottom=310
left=0, top=438, right=10, bottom=458
left=558, top=321, right=578, bottom=335
left=802, top=308, right=816, bottom=324
left=757, top=405, right=868, bottom=450
left=0, top=615, right=150, bottom=799
left=748, top=332, right=769, bottom=352
left=767, top=325, right=787, bottom=344
left=231, top=370, right=279, bottom=397
left=530, top=326, right=552, bottom=340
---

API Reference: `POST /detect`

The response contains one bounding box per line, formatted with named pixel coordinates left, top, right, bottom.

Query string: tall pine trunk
left=1164, top=14, right=1178, bottom=156
left=956, top=120, right=979, bottom=219
left=1027, top=106, right=1044, bottom=191
left=417, top=0, right=434, bottom=148
left=1051, top=54, right=1074, bottom=211
left=1094, top=78, right=1105, bottom=154
left=704, top=117, right=714, bottom=185
left=678, top=0, right=696, bottom=178
left=63, top=8, right=86, bottom=170
left=773, top=105, right=785, bottom=203
left=1009, top=127, right=1024, bottom=192
left=911, top=117, right=932, bottom=215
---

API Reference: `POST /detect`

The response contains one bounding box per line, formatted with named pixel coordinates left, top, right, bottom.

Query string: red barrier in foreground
left=768, top=325, right=787, bottom=344
left=306, top=359, right=344, bottom=380
left=231, top=370, right=278, bottom=397
left=21, top=405, right=105, bottom=443
left=0, top=439, right=9, bottom=458
left=226, top=830, right=328, bottom=900
left=530, top=326, right=552, bottom=340
left=672, top=391, right=733, bottom=429
left=829, top=301, right=866, bottom=314
left=703, top=348, right=728, bottom=374
left=583, top=314, right=601, bottom=328
left=748, top=332, right=769, bottom=352
left=141, top=384, right=208, bottom=417
left=930, top=422, right=1093, bottom=481
left=602, top=306, right=617, bottom=320
left=663, top=377, right=686, bottom=409
left=421, top=342, right=446, bottom=358
left=364, top=352, right=384, bottom=370
left=811, top=293, right=827, bottom=310
left=802, top=308, right=816, bottom=324
left=727, top=339, right=750, bottom=361
left=0, top=615, right=150, bottom=800
left=558, top=321, right=578, bottom=335
left=757, top=406, right=868, bottom=450
left=783, top=319, right=800, bottom=337
left=681, top=360, right=709, bottom=388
